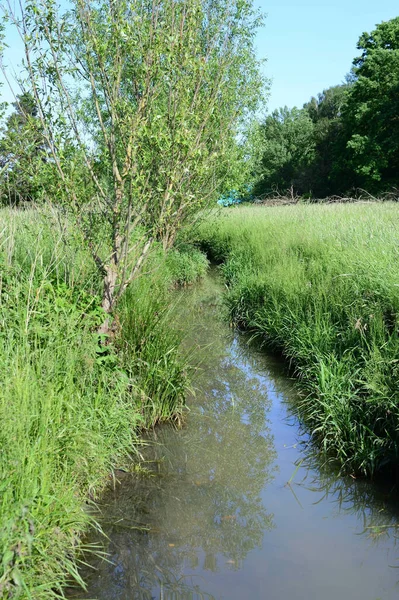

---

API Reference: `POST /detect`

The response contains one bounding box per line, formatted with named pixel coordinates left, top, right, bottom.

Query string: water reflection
left=69, top=275, right=278, bottom=599
left=229, top=311, right=399, bottom=552
left=292, top=448, right=399, bottom=545
left=69, top=272, right=399, bottom=600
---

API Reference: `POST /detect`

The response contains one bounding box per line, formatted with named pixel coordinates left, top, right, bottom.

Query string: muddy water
left=71, top=272, right=399, bottom=600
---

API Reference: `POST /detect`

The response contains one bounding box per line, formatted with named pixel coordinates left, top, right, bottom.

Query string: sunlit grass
left=0, top=208, right=205, bottom=599
left=198, top=202, right=399, bottom=476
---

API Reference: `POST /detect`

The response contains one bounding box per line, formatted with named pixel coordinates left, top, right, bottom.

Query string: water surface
left=70, top=272, right=399, bottom=600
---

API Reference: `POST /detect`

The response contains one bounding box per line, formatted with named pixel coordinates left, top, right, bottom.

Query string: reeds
left=198, top=203, right=399, bottom=476
left=0, top=208, right=203, bottom=598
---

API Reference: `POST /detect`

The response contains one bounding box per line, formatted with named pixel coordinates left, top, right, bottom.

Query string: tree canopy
left=252, top=106, right=315, bottom=197
left=0, top=93, right=50, bottom=204
left=1, top=0, right=266, bottom=321
left=344, top=16, right=399, bottom=187
left=252, top=16, right=399, bottom=199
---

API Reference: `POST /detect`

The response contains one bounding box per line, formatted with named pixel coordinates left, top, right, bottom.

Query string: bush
left=165, top=243, right=209, bottom=286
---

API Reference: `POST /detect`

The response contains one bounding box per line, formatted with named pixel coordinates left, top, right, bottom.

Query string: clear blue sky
left=1, top=1, right=398, bottom=113
left=257, top=0, right=399, bottom=111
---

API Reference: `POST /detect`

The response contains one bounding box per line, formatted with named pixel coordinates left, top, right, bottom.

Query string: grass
left=165, top=242, right=209, bottom=287
left=197, top=202, right=399, bottom=477
left=0, top=208, right=207, bottom=599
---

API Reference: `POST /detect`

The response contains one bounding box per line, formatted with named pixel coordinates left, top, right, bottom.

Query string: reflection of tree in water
left=69, top=276, right=278, bottom=599
left=69, top=272, right=399, bottom=598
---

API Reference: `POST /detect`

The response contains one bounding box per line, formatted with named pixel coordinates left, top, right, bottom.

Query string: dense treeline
left=253, top=16, right=399, bottom=198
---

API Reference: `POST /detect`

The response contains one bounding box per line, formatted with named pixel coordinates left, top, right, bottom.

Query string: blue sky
left=1, top=1, right=398, bottom=113
left=258, top=0, right=399, bottom=111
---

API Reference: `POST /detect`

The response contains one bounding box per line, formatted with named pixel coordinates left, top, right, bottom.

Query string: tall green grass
left=0, top=209, right=206, bottom=599
left=164, top=242, right=209, bottom=286
left=197, top=203, right=399, bottom=476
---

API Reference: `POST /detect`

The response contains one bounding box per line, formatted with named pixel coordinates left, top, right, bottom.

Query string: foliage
left=197, top=203, right=399, bottom=476
left=251, top=84, right=359, bottom=198
left=303, top=84, right=352, bottom=195
left=164, top=243, right=209, bottom=286
left=343, top=17, right=399, bottom=188
left=117, top=278, right=188, bottom=427
left=252, top=106, right=315, bottom=197
left=4, top=0, right=266, bottom=319
left=0, top=208, right=197, bottom=599
left=0, top=93, right=50, bottom=205
left=251, top=16, right=399, bottom=198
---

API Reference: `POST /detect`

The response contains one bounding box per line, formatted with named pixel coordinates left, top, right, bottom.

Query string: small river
left=70, top=271, right=399, bottom=600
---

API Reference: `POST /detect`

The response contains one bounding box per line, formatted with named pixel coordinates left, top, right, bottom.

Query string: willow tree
left=5, top=0, right=265, bottom=323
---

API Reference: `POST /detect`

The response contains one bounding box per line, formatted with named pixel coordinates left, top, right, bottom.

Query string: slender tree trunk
left=98, top=264, right=118, bottom=336
left=162, top=225, right=177, bottom=251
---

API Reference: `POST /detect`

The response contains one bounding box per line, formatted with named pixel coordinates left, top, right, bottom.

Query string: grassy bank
left=197, top=203, right=399, bottom=477
left=0, top=208, right=207, bottom=599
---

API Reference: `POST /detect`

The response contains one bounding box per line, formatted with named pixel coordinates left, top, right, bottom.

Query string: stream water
left=70, top=272, right=399, bottom=600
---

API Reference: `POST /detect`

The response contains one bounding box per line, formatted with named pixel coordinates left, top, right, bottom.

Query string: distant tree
left=303, top=84, right=352, bottom=196
left=0, top=92, right=50, bottom=204
left=0, top=24, right=8, bottom=159
left=305, top=85, right=348, bottom=123
left=343, top=17, right=399, bottom=188
left=252, top=106, right=315, bottom=196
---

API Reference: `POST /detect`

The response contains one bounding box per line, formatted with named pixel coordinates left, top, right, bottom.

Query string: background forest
left=252, top=16, right=399, bottom=198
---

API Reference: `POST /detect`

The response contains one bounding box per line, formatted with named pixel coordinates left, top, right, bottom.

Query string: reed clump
left=197, top=202, right=399, bottom=477
left=0, top=208, right=205, bottom=599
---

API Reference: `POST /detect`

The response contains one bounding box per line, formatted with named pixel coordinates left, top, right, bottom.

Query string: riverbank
left=197, top=203, right=399, bottom=477
left=0, top=208, right=207, bottom=599
left=68, top=270, right=399, bottom=600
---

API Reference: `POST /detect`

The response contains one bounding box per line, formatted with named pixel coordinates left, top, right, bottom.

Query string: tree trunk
left=162, top=225, right=176, bottom=251
left=98, top=265, right=118, bottom=336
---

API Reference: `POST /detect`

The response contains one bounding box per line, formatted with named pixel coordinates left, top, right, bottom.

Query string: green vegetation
left=2, top=0, right=399, bottom=596
left=1, top=0, right=265, bottom=320
left=252, top=16, right=399, bottom=198
left=198, top=203, right=399, bottom=476
left=0, top=0, right=264, bottom=594
left=165, top=243, right=209, bottom=287
left=0, top=208, right=207, bottom=599
left=0, top=93, right=48, bottom=205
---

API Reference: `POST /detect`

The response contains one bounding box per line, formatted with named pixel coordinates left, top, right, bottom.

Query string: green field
left=0, top=209, right=207, bottom=599
left=198, top=202, right=399, bottom=476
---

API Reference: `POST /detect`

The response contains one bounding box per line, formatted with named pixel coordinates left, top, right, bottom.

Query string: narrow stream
left=70, top=271, right=399, bottom=600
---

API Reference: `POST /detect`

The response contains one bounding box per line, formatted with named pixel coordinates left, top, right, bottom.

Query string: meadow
left=197, top=202, right=399, bottom=477
left=0, top=208, right=207, bottom=599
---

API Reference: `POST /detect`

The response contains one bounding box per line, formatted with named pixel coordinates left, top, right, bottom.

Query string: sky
left=1, top=0, right=399, bottom=113
left=257, top=0, right=399, bottom=112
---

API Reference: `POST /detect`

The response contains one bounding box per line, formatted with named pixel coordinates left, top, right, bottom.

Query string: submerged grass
left=0, top=208, right=206, bottom=599
left=197, top=202, right=399, bottom=477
